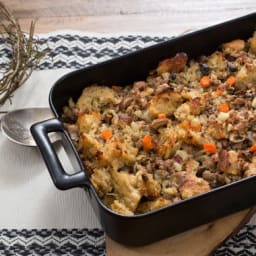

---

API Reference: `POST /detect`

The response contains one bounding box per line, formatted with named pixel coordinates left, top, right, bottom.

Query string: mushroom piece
left=229, top=132, right=246, bottom=143
left=150, top=118, right=170, bottom=130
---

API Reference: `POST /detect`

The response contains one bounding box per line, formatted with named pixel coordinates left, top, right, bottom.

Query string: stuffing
left=77, top=85, right=120, bottom=112
left=249, top=32, right=256, bottom=53
left=171, top=172, right=211, bottom=199
left=236, top=64, right=256, bottom=88
left=244, top=157, right=256, bottom=177
left=77, top=112, right=101, bottom=134
left=63, top=31, right=256, bottom=215
left=136, top=197, right=171, bottom=214
left=222, top=39, right=245, bottom=55
left=90, top=168, right=112, bottom=196
left=147, top=92, right=182, bottom=118
left=110, top=170, right=141, bottom=212
left=156, top=52, right=188, bottom=75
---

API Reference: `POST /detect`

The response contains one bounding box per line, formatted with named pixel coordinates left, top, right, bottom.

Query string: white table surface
left=0, top=2, right=255, bottom=230
left=0, top=69, right=100, bottom=229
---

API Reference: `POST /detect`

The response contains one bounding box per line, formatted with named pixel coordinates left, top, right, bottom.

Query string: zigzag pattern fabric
left=0, top=35, right=170, bottom=70
left=0, top=229, right=105, bottom=256
left=214, top=224, right=256, bottom=255
left=0, top=33, right=254, bottom=255
left=0, top=224, right=254, bottom=255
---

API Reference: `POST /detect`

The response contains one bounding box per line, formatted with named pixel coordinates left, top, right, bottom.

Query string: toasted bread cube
left=148, top=92, right=182, bottom=118
left=77, top=85, right=120, bottom=112
left=156, top=52, right=188, bottom=75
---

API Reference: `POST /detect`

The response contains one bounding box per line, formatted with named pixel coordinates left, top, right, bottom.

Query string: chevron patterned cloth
left=0, top=33, right=255, bottom=255
left=0, top=229, right=104, bottom=256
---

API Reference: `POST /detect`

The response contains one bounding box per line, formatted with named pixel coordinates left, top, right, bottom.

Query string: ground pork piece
left=76, top=85, right=120, bottom=112
left=156, top=52, right=188, bottom=75
left=148, top=92, right=182, bottom=118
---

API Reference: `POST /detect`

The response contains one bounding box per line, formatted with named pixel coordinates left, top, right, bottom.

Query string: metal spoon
left=0, top=107, right=58, bottom=146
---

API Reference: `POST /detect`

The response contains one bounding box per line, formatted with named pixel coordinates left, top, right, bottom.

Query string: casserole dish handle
left=30, top=118, right=89, bottom=190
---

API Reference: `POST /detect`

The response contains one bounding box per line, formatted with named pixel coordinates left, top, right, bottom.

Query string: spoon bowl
left=1, top=107, right=57, bottom=146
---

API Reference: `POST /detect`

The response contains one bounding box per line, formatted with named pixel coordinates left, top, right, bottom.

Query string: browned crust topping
left=63, top=32, right=256, bottom=215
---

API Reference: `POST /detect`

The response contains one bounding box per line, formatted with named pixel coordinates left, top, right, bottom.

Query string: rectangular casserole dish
left=31, top=13, right=256, bottom=246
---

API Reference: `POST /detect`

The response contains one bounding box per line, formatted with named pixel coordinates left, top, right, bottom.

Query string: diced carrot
left=179, top=120, right=190, bottom=130
left=226, top=76, right=236, bottom=86
left=249, top=144, right=256, bottom=153
left=184, top=120, right=191, bottom=130
left=203, top=143, right=217, bottom=154
left=200, top=76, right=212, bottom=88
left=215, top=88, right=224, bottom=96
left=219, top=102, right=229, bottom=112
left=142, top=135, right=154, bottom=151
left=157, top=113, right=167, bottom=119
left=101, top=129, right=112, bottom=140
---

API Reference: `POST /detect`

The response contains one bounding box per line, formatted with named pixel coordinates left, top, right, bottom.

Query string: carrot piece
left=215, top=88, right=224, bottom=96
left=249, top=144, right=256, bottom=153
left=203, top=143, right=217, bottom=154
left=200, top=76, right=212, bottom=88
left=226, top=76, right=236, bottom=86
left=101, top=129, right=112, bottom=140
left=219, top=102, right=229, bottom=112
left=179, top=120, right=190, bottom=130
left=157, top=113, right=167, bottom=119
left=142, top=135, right=154, bottom=151
left=183, top=120, right=191, bottom=130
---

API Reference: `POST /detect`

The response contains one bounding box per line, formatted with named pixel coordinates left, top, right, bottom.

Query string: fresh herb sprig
left=0, top=2, right=48, bottom=105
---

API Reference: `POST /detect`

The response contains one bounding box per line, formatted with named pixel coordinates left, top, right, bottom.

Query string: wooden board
left=1, top=0, right=255, bottom=34
left=106, top=208, right=256, bottom=256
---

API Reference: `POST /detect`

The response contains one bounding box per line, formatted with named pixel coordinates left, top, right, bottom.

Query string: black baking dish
left=31, top=13, right=256, bottom=246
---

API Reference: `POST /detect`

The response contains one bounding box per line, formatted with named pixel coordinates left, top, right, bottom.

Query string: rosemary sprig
left=0, top=2, right=48, bottom=105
